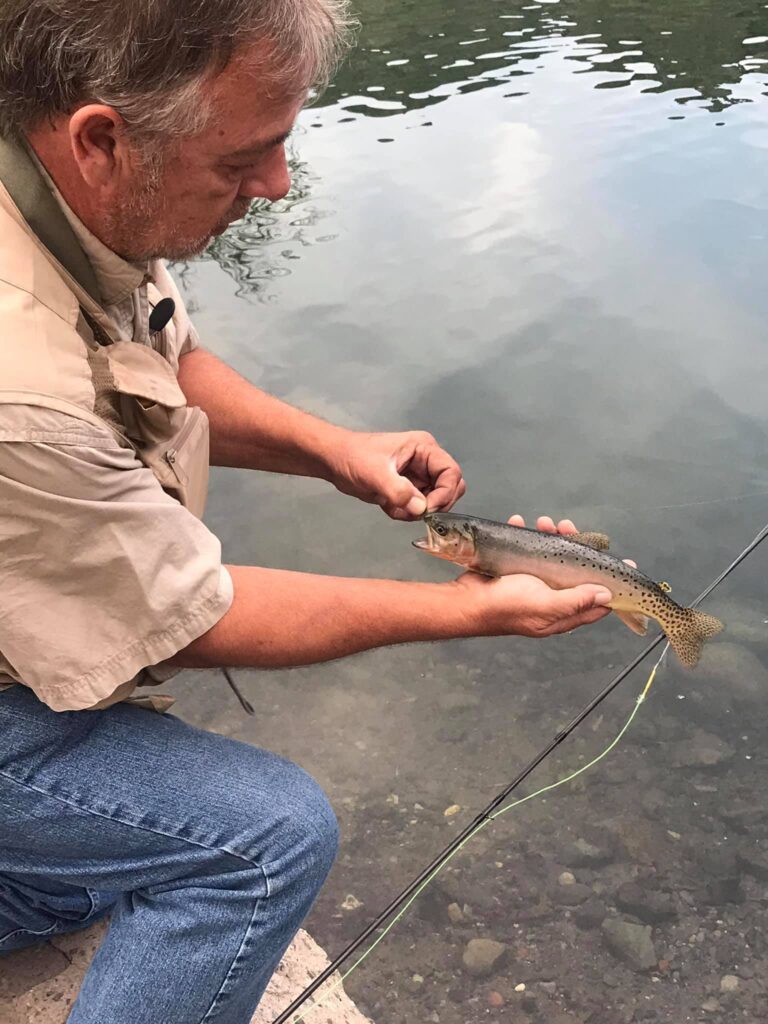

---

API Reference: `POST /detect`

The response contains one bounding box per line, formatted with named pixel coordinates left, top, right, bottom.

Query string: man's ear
left=68, top=104, right=127, bottom=189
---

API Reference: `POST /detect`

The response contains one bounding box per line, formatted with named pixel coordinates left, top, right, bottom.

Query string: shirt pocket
left=93, top=342, right=211, bottom=518
left=146, top=404, right=210, bottom=519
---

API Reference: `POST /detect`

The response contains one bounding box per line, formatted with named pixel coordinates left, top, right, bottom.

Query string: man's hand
left=326, top=429, right=466, bottom=520
left=455, top=569, right=613, bottom=638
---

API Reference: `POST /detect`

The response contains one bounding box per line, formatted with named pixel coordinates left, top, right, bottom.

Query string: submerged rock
left=697, top=848, right=744, bottom=904
left=696, top=642, right=768, bottom=703
left=462, top=938, right=507, bottom=978
left=574, top=898, right=608, bottom=930
left=738, top=846, right=768, bottom=881
left=555, top=882, right=592, bottom=906
left=601, top=917, right=658, bottom=972
left=703, top=875, right=745, bottom=906
left=560, top=835, right=615, bottom=868
left=721, top=794, right=768, bottom=831
left=671, top=729, right=735, bottom=769
left=615, top=882, right=677, bottom=924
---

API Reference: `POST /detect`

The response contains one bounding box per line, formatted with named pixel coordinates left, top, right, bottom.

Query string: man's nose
left=240, top=147, right=291, bottom=202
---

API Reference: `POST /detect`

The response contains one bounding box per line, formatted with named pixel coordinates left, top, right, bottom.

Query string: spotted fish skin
left=413, top=512, right=723, bottom=667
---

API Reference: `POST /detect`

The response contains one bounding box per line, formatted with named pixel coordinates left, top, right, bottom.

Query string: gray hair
left=0, top=0, right=355, bottom=141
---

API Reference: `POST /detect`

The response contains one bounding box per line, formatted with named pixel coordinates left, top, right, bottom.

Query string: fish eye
left=434, top=523, right=448, bottom=536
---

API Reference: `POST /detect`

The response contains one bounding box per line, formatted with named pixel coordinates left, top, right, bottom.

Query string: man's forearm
left=170, top=566, right=473, bottom=669
left=177, top=347, right=348, bottom=476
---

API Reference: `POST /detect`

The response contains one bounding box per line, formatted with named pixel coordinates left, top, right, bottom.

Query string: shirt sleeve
left=0, top=407, right=233, bottom=712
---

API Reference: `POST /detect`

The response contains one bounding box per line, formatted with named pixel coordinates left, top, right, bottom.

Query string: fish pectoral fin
left=614, top=609, right=650, bottom=636
left=571, top=531, right=611, bottom=551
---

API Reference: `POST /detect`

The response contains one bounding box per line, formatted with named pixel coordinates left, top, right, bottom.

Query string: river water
left=168, top=2, right=768, bottom=1021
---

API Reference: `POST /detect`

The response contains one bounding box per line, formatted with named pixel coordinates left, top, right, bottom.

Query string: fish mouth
left=412, top=536, right=433, bottom=552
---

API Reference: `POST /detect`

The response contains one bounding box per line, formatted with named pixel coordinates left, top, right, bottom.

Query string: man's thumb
left=567, top=584, right=613, bottom=612
left=384, top=474, right=427, bottom=517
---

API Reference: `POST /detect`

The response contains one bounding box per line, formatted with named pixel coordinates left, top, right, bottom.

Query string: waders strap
left=0, top=134, right=101, bottom=304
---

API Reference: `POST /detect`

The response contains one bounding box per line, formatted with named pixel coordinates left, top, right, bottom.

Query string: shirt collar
left=27, top=146, right=149, bottom=306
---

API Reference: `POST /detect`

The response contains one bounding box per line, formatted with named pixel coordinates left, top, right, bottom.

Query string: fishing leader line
left=272, top=517, right=768, bottom=1024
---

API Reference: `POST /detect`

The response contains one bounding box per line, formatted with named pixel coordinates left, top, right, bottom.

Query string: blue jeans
left=0, top=685, right=339, bottom=1023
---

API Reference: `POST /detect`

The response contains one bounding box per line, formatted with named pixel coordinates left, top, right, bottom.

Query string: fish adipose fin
left=615, top=610, right=649, bottom=636
left=571, top=531, right=610, bottom=551
left=666, top=609, right=724, bottom=668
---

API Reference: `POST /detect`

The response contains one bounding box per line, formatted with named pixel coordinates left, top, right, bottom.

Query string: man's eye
left=221, top=161, right=256, bottom=176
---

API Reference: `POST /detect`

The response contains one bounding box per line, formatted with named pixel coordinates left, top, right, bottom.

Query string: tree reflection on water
left=190, top=0, right=767, bottom=299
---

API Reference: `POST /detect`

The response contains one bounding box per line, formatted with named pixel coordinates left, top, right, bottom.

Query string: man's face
left=104, top=49, right=304, bottom=261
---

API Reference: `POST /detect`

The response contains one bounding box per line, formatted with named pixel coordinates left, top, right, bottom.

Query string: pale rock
left=447, top=902, right=465, bottom=924
left=601, top=917, right=658, bottom=972
left=720, top=974, right=739, bottom=993
left=461, top=938, right=507, bottom=978
left=0, top=921, right=374, bottom=1024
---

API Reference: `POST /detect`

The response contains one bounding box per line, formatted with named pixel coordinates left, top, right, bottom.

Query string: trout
left=413, top=512, right=722, bottom=667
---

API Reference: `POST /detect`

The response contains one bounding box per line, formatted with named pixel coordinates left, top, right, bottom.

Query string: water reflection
left=189, top=145, right=336, bottom=301
left=196, top=0, right=768, bottom=299
left=330, top=0, right=768, bottom=116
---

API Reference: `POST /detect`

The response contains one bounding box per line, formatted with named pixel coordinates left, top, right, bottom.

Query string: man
left=0, top=2, right=614, bottom=1021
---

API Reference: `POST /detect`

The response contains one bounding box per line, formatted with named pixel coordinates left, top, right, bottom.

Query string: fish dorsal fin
left=657, top=580, right=672, bottom=593
left=571, top=531, right=610, bottom=551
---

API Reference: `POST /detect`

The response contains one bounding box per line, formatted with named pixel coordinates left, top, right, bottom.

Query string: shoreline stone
left=601, top=917, right=658, bottom=972
left=0, top=921, right=374, bottom=1024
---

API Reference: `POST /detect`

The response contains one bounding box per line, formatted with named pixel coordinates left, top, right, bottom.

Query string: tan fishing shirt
left=0, top=150, right=233, bottom=713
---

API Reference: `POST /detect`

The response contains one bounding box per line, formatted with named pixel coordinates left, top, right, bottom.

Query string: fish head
left=412, top=512, right=478, bottom=567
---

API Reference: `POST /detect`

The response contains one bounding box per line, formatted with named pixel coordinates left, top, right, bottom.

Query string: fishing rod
left=272, top=518, right=768, bottom=1024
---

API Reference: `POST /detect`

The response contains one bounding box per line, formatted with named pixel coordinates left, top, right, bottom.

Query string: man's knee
left=211, top=742, right=339, bottom=887
left=266, top=757, right=339, bottom=885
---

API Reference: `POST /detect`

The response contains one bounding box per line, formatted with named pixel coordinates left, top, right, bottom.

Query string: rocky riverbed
left=170, top=591, right=768, bottom=1024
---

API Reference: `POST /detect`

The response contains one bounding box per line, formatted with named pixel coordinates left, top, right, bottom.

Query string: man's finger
left=508, top=514, right=526, bottom=527
left=425, top=469, right=465, bottom=512
left=378, top=471, right=427, bottom=518
left=536, top=516, right=557, bottom=533
left=546, top=605, right=613, bottom=635
left=403, top=443, right=464, bottom=509
left=422, top=466, right=465, bottom=512
left=545, top=583, right=613, bottom=617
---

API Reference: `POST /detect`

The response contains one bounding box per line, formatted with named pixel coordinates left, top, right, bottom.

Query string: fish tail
left=664, top=607, right=724, bottom=667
